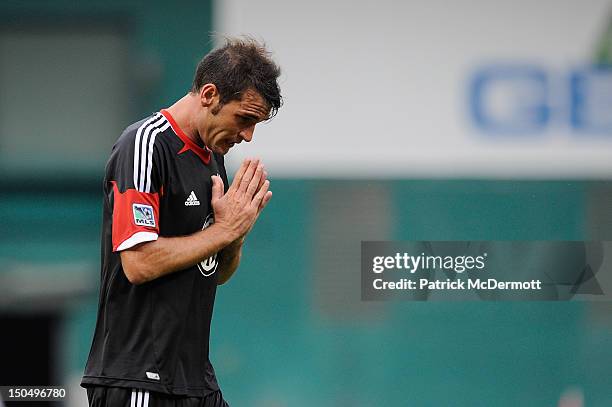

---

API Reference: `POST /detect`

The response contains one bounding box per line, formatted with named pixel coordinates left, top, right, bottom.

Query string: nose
left=239, top=125, right=255, bottom=143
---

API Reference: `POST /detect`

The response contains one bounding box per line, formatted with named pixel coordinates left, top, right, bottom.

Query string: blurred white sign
left=217, top=0, right=612, bottom=178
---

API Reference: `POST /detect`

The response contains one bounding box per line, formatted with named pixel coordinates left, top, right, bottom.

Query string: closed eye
left=237, top=114, right=258, bottom=126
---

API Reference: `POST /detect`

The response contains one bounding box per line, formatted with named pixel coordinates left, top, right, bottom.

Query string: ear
left=199, top=83, right=219, bottom=107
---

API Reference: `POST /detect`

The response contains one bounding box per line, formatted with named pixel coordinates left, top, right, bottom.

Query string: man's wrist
left=220, top=236, right=244, bottom=255
left=231, top=235, right=245, bottom=247
left=207, top=223, right=236, bottom=249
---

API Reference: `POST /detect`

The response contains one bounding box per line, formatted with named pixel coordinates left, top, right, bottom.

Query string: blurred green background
left=1, top=1, right=612, bottom=406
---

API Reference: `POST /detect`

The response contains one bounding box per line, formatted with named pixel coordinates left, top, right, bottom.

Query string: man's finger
left=257, top=170, right=268, bottom=191
left=258, top=191, right=272, bottom=212
left=228, top=158, right=251, bottom=193
left=238, top=158, right=259, bottom=194
left=251, top=180, right=270, bottom=209
left=211, top=175, right=224, bottom=203
left=245, top=164, right=264, bottom=199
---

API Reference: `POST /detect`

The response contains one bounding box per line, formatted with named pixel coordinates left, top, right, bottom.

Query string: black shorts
left=86, top=386, right=230, bottom=407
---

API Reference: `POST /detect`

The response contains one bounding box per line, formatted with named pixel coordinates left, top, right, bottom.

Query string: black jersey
left=81, top=110, right=229, bottom=397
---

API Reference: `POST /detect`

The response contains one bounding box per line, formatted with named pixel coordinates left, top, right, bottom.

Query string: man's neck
left=165, top=94, right=202, bottom=145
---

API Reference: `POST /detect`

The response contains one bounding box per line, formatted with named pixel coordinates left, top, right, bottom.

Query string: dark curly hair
left=191, top=37, right=282, bottom=118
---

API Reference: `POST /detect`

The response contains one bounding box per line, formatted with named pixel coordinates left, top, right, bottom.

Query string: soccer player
left=81, top=38, right=282, bottom=407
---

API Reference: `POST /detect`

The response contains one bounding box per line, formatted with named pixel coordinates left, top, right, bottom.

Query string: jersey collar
left=160, top=109, right=211, bottom=164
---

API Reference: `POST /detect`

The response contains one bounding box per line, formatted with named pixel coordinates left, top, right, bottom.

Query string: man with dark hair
left=191, top=38, right=282, bottom=119
left=81, top=38, right=282, bottom=407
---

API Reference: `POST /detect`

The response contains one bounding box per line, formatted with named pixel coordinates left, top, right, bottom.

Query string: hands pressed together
left=211, top=158, right=272, bottom=243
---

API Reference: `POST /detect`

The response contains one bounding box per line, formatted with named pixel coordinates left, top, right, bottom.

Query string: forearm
left=121, top=223, right=233, bottom=284
left=216, top=238, right=244, bottom=285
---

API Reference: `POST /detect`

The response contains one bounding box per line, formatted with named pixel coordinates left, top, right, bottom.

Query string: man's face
left=200, top=89, right=270, bottom=155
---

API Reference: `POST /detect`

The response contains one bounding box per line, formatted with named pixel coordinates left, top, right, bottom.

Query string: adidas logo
left=185, top=191, right=200, bottom=206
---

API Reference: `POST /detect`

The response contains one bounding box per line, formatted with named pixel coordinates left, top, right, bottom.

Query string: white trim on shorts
left=130, top=389, right=150, bottom=407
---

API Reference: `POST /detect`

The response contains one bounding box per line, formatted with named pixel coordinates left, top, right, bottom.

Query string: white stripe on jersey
left=137, top=115, right=167, bottom=192
left=133, top=113, right=165, bottom=191
left=133, top=113, right=160, bottom=190
left=143, top=391, right=150, bottom=407
left=130, top=389, right=136, bottom=407
left=136, top=389, right=142, bottom=407
left=143, top=122, right=170, bottom=192
left=138, top=119, right=160, bottom=191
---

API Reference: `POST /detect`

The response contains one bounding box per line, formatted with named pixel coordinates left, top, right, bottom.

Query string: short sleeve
left=107, top=113, right=169, bottom=251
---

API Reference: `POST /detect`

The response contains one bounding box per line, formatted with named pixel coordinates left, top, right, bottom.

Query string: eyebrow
left=238, top=112, right=266, bottom=122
